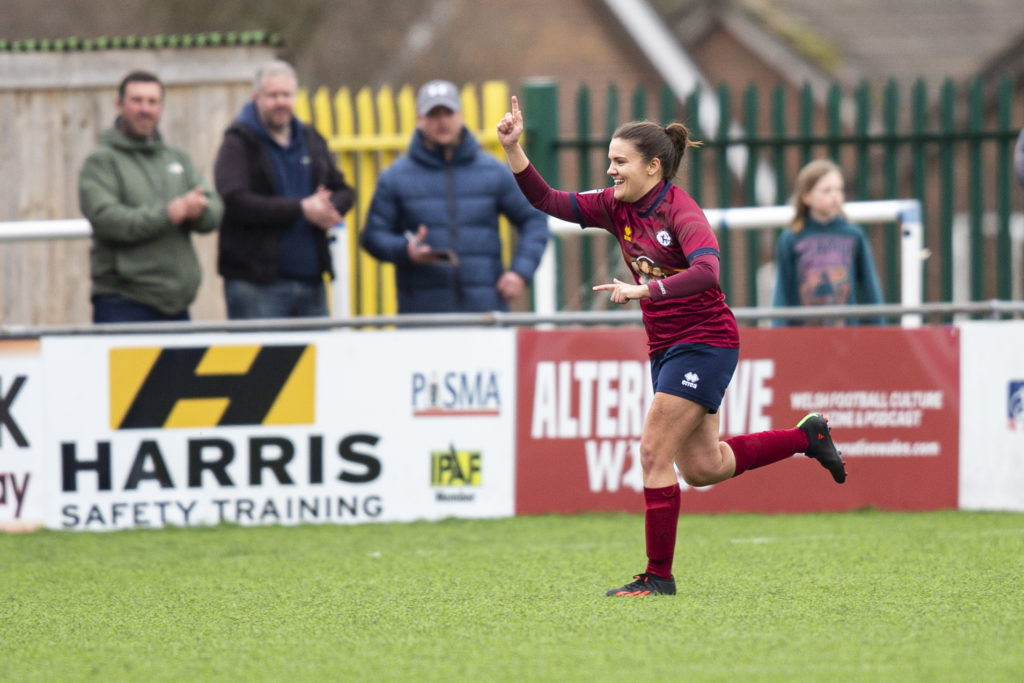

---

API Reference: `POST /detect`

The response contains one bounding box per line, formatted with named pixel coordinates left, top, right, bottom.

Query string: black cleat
left=605, top=572, right=676, bottom=597
left=798, top=412, right=847, bottom=484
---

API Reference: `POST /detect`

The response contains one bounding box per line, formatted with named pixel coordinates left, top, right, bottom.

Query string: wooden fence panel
left=0, top=46, right=271, bottom=326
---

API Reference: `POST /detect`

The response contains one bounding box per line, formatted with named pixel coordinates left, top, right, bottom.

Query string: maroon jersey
left=516, top=166, right=738, bottom=356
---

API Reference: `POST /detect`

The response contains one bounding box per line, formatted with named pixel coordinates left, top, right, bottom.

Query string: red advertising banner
left=515, top=326, right=959, bottom=515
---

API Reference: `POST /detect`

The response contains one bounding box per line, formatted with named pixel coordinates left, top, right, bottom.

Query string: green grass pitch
left=2, top=510, right=1023, bottom=682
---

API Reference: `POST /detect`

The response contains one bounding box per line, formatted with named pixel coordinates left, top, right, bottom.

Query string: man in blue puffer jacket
left=361, top=80, right=549, bottom=313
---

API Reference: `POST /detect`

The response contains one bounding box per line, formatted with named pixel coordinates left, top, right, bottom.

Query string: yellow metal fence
left=294, top=80, right=512, bottom=316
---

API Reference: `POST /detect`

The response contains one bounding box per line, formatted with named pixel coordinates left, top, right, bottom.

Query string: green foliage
left=2, top=510, right=1022, bottom=681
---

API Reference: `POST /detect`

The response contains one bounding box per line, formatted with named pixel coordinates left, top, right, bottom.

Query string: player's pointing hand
left=593, top=278, right=650, bottom=304
left=497, top=95, right=524, bottom=147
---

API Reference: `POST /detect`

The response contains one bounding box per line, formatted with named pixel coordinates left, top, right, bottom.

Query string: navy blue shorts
left=650, top=343, right=739, bottom=413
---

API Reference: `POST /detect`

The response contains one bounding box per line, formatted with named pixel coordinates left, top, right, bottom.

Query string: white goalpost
left=532, top=199, right=926, bottom=328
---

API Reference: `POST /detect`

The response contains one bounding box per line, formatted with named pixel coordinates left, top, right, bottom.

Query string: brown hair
left=611, top=121, right=702, bottom=180
left=791, top=158, right=843, bottom=233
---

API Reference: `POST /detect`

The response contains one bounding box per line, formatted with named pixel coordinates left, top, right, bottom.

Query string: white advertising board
left=958, top=321, right=1024, bottom=511
left=40, top=328, right=516, bottom=530
left=0, top=340, right=44, bottom=529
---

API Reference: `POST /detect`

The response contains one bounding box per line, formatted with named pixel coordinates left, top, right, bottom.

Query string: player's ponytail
left=663, top=123, right=702, bottom=178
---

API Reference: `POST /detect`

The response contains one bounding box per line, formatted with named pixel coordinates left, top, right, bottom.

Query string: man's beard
left=122, top=117, right=156, bottom=140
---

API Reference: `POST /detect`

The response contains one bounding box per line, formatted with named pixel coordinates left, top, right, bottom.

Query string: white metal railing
left=0, top=198, right=936, bottom=329
left=0, top=218, right=354, bottom=319
left=533, top=199, right=925, bottom=327
left=3, top=301, right=1024, bottom=339
left=0, top=218, right=90, bottom=241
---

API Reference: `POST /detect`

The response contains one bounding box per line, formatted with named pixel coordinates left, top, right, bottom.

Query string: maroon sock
left=644, top=484, right=680, bottom=579
left=728, top=428, right=809, bottom=477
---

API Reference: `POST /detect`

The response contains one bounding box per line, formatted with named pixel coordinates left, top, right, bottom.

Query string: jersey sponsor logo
left=109, top=345, right=315, bottom=429
left=632, top=256, right=665, bottom=284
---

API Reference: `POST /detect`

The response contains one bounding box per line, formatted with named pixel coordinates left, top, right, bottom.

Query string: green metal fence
left=521, top=77, right=1023, bottom=318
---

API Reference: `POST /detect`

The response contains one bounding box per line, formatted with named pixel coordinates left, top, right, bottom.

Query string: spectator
left=214, top=60, right=354, bottom=319
left=772, top=159, right=884, bottom=326
left=360, top=79, right=549, bottom=313
left=78, top=70, right=223, bottom=323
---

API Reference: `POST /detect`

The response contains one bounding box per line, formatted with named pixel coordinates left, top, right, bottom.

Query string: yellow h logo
left=109, top=345, right=315, bottom=429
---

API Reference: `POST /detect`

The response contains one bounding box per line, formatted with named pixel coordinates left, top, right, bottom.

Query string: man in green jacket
left=79, top=70, right=223, bottom=323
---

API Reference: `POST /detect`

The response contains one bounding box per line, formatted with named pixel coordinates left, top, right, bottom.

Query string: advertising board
left=0, top=339, right=43, bottom=530
left=516, top=326, right=960, bottom=514
left=40, top=328, right=516, bottom=530
left=958, top=321, right=1024, bottom=511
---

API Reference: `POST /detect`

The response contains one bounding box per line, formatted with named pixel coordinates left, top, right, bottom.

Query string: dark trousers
left=92, top=294, right=190, bottom=323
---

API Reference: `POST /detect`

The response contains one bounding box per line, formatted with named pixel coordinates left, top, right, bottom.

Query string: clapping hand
left=167, top=187, right=209, bottom=224
left=301, top=186, right=344, bottom=230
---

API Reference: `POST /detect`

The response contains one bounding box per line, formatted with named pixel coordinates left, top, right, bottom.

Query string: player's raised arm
left=498, top=95, right=530, bottom=174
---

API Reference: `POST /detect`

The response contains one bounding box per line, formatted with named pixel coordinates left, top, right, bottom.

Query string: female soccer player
left=497, top=97, right=847, bottom=597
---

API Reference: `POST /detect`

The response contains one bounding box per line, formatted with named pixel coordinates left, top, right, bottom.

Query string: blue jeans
left=92, top=294, right=190, bottom=323
left=224, top=277, right=328, bottom=319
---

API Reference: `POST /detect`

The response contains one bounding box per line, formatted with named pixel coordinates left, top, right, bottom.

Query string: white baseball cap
left=416, top=80, right=461, bottom=115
